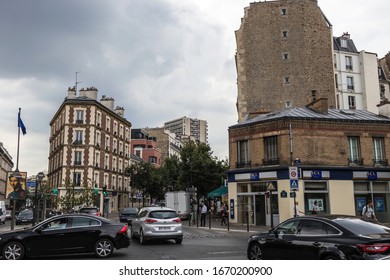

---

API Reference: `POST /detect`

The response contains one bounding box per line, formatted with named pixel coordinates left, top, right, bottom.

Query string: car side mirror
left=35, top=228, right=43, bottom=234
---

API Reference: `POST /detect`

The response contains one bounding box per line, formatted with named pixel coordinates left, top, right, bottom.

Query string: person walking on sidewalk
left=220, top=204, right=228, bottom=226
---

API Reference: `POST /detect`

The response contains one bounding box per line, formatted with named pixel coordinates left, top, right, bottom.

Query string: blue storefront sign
left=367, top=171, right=377, bottom=180
left=230, top=199, right=235, bottom=219
left=311, top=170, right=322, bottom=179
left=250, top=172, right=259, bottom=181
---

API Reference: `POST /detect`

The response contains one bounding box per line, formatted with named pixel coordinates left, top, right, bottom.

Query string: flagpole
left=16, top=107, right=21, bottom=172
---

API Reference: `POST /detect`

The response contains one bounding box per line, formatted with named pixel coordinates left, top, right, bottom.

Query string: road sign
left=290, top=179, right=299, bottom=190
left=136, top=192, right=143, bottom=199
left=289, top=166, right=298, bottom=179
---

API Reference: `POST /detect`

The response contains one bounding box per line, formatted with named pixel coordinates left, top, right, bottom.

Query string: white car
left=131, top=206, right=183, bottom=245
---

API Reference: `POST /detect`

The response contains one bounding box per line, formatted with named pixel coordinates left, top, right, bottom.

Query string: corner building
left=235, top=0, right=336, bottom=121
left=48, top=87, right=132, bottom=213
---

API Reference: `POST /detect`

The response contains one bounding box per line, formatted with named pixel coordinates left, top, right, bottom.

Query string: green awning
left=207, top=186, right=228, bottom=198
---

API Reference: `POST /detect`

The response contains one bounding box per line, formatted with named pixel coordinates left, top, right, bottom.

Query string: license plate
left=159, top=227, right=171, bottom=231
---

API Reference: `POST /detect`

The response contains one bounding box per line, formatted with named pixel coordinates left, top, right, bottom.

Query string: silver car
left=131, top=206, right=183, bottom=245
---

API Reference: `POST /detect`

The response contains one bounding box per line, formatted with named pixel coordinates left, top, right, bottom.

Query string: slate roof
left=333, top=36, right=358, bottom=53
left=230, top=107, right=390, bottom=129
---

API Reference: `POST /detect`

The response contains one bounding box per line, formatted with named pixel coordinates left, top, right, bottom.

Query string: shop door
left=255, top=194, right=266, bottom=226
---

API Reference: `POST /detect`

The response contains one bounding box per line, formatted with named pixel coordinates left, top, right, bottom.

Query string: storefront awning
left=207, top=186, right=228, bottom=198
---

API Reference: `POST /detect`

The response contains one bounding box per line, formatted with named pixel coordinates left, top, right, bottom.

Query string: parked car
left=79, top=207, right=101, bottom=216
left=15, top=209, right=34, bottom=225
left=131, top=206, right=183, bottom=245
left=247, top=215, right=390, bottom=260
left=119, top=208, right=139, bottom=225
left=0, top=213, right=130, bottom=260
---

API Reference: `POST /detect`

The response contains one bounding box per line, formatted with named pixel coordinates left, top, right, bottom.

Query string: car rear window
left=149, top=211, right=177, bottom=219
left=123, top=208, right=138, bottom=214
left=335, top=218, right=390, bottom=235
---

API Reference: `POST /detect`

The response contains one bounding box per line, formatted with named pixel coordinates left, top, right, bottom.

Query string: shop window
left=304, top=182, right=328, bottom=214
left=354, top=182, right=369, bottom=192
left=304, top=181, right=327, bottom=191
left=237, top=184, right=248, bottom=193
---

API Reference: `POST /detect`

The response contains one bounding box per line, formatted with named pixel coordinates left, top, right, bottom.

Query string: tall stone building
left=235, top=0, right=336, bottom=122
left=48, top=87, right=132, bottom=212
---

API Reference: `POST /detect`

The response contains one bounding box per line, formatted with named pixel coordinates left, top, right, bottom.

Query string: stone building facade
left=48, top=87, right=132, bottom=212
left=228, top=98, right=390, bottom=226
left=235, top=0, right=336, bottom=121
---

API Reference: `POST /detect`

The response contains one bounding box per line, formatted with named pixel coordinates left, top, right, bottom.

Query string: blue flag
left=18, top=111, right=27, bottom=135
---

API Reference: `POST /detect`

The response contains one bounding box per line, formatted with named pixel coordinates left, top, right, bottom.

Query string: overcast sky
left=0, top=0, right=389, bottom=177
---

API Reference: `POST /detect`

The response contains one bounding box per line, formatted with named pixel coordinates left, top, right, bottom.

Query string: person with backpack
left=361, top=200, right=377, bottom=222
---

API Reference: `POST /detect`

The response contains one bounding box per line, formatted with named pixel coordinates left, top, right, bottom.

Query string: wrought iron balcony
left=236, top=161, right=251, bottom=168
left=373, top=159, right=388, bottom=166
left=348, top=158, right=364, bottom=166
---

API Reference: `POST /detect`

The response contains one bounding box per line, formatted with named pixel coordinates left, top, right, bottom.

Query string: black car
left=0, top=214, right=130, bottom=260
left=119, top=208, right=139, bottom=225
left=15, top=209, right=34, bottom=225
left=247, top=215, right=390, bottom=260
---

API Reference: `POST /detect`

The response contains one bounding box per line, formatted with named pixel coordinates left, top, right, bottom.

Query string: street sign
left=289, top=166, right=298, bottom=179
left=290, top=179, right=298, bottom=190
left=136, top=192, right=142, bottom=199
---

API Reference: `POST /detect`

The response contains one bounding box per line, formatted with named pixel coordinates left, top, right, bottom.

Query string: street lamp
left=33, top=172, right=45, bottom=225
left=266, top=181, right=276, bottom=228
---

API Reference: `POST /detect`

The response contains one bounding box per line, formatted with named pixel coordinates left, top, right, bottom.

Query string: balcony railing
left=348, top=158, right=364, bottom=166
left=74, top=161, right=82, bottom=166
left=262, top=158, right=280, bottom=166
left=373, top=159, right=388, bottom=166
left=236, top=161, right=251, bottom=168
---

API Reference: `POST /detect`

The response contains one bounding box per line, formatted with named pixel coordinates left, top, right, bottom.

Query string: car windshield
left=123, top=208, right=138, bottom=214
left=149, top=210, right=177, bottom=219
left=334, top=218, right=390, bottom=235
left=18, top=211, right=32, bottom=218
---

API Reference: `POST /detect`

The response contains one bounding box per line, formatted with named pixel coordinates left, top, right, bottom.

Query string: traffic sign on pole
left=290, top=179, right=299, bottom=191
left=289, top=166, right=298, bottom=180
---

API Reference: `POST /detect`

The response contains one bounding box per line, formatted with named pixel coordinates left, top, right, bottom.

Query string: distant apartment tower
left=333, top=33, right=380, bottom=113
left=379, top=52, right=390, bottom=102
left=0, top=142, right=13, bottom=200
left=164, top=116, right=208, bottom=144
left=235, top=0, right=336, bottom=122
left=48, top=87, right=132, bottom=212
left=131, top=128, right=162, bottom=167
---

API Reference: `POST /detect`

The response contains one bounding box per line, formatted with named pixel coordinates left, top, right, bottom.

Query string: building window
left=285, top=100, right=291, bottom=108
left=345, top=56, right=353, bottom=70
left=348, top=136, right=361, bottom=165
left=263, top=136, right=279, bottom=165
left=149, top=156, right=157, bottom=164
left=74, top=151, right=82, bottom=165
left=304, top=181, right=329, bottom=214
left=347, top=76, right=354, bottom=90
left=335, top=74, right=338, bottom=89
left=76, top=110, right=84, bottom=124
left=373, top=137, right=387, bottom=165
left=283, top=53, right=289, bottom=60
left=73, top=172, right=81, bottom=187
left=237, top=140, right=250, bottom=168
left=282, top=30, right=288, bottom=38
left=74, top=130, right=83, bottom=144
left=280, top=8, right=287, bottom=15
left=284, top=76, right=290, bottom=84
left=380, top=84, right=386, bottom=99
left=341, top=38, right=348, bottom=48
left=348, top=96, right=356, bottom=109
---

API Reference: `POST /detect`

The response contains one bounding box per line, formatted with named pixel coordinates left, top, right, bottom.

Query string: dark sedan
left=0, top=214, right=130, bottom=260
left=119, top=208, right=139, bottom=225
left=15, top=209, right=34, bottom=225
left=247, top=215, right=390, bottom=260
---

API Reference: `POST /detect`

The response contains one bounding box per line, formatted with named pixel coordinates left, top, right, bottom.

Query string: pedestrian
left=294, top=201, right=305, bottom=217
left=200, top=203, right=207, bottom=226
left=361, top=200, right=378, bottom=221
left=311, top=200, right=319, bottom=214
left=220, top=204, right=228, bottom=226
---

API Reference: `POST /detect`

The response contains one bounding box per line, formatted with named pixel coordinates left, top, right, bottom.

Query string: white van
left=0, top=201, right=6, bottom=224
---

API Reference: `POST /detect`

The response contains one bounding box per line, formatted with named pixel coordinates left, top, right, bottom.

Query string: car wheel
left=322, top=255, right=340, bottom=260
left=2, top=241, right=25, bottom=260
left=248, top=243, right=262, bottom=260
left=175, top=237, right=183, bottom=245
left=94, top=238, right=114, bottom=258
left=139, top=229, right=146, bottom=245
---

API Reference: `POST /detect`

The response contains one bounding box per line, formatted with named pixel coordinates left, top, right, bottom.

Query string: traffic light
left=103, top=186, right=107, bottom=196
left=93, top=187, right=99, bottom=195
left=53, top=188, right=58, bottom=195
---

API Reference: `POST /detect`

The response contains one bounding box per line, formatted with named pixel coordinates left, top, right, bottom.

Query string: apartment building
left=235, top=0, right=336, bottom=122
left=228, top=98, right=390, bottom=226
left=48, top=87, right=132, bottom=212
left=333, top=33, right=380, bottom=113
left=164, top=116, right=208, bottom=144
left=131, top=128, right=162, bottom=168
